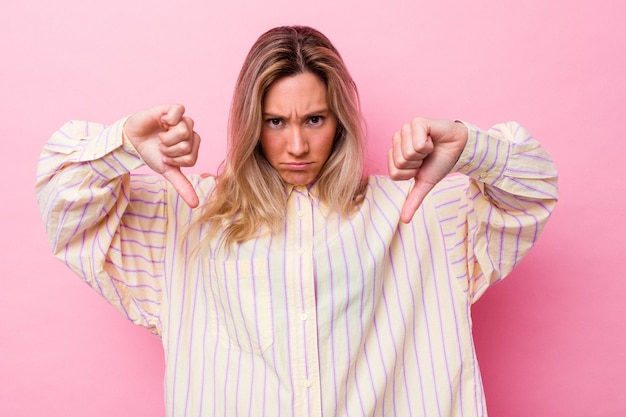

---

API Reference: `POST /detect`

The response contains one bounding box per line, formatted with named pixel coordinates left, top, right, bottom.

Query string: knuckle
left=178, top=123, right=191, bottom=137
left=388, top=165, right=402, bottom=180
left=401, top=142, right=417, bottom=162
left=391, top=131, right=401, bottom=145
left=401, top=123, right=412, bottom=136
left=184, top=116, right=194, bottom=129
left=182, top=154, right=197, bottom=165
left=400, top=144, right=412, bottom=161
left=413, top=141, right=426, bottom=153
left=178, top=141, right=191, bottom=154
left=412, top=116, right=427, bottom=127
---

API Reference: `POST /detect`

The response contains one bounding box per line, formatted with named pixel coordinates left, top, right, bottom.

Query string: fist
left=124, top=104, right=201, bottom=207
left=388, top=117, right=467, bottom=222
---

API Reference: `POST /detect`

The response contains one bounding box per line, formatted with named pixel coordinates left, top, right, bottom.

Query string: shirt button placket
left=289, top=187, right=322, bottom=416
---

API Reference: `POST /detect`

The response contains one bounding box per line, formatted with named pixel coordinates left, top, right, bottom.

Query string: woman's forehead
left=263, top=73, right=329, bottom=116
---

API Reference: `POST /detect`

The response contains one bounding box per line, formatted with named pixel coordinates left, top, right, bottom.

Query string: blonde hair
left=199, top=25, right=366, bottom=245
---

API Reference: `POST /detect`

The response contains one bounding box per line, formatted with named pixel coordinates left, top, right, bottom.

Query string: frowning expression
left=259, top=72, right=337, bottom=186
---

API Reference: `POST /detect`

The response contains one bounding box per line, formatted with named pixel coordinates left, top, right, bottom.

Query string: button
left=298, top=248, right=305, bottom=255
left=297, top=211, right=304, bottom=217
left=478, top=172, right=488, bottom=180
left=300, top=313, right=308, bottom=321
left=295, top=185, right=306, bottom=192
left=303, top=380, right=311, bottom=388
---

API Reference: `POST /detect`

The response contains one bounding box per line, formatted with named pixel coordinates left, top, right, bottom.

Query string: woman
left=36, top=25, right=558, bottom=417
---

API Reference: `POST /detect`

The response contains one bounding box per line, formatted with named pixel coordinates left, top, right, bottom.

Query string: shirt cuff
left=451, top=121, right=510, bottom=185
left=77, top=116, right=145, bottom=178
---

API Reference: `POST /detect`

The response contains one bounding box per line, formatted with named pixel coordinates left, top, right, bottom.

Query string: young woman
left=36, top=25, right=558, bottom=417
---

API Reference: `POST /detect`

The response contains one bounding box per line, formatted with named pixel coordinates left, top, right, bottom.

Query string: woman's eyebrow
left=262, top=108, right=330, bottom=118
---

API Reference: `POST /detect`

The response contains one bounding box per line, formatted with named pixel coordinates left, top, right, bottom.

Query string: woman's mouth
left=284, top=162, right=312, bottom=170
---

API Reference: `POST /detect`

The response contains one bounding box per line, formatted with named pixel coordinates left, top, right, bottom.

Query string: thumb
left=162, top=167, right=199, bottom=208
left=159, top=104, right=186, bottom=127
left=400, top=179, right=435, bottom=223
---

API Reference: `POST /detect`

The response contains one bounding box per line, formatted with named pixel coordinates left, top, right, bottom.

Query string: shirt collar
left=285, top=181, right=329, bottom=216
left=285, top=182, right=320, bottom=198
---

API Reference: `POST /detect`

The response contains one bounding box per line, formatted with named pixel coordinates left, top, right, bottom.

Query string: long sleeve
left=35, top=119, right=169, bottom=335
left=433, top=121, right=559, bottom=303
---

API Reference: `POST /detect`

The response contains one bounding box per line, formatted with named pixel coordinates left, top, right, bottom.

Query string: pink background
left=1, top=0, right=625, bottom=415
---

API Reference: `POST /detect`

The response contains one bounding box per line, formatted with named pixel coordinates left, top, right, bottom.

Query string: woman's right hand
left=124, top=104, right=201, bottom=208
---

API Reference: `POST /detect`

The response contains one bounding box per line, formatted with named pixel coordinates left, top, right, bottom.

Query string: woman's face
left=259, top=72, right=337, bottom=186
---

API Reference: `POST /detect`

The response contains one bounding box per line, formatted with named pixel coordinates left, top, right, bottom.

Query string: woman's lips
left=284, top=162, right=312, bottom=170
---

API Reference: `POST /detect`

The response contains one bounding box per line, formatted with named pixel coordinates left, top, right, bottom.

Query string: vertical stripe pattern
left=36, top=119, right=558, bottom=416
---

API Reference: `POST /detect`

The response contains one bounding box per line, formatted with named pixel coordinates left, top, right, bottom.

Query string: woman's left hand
left=388, top=117, right=468, bottom=223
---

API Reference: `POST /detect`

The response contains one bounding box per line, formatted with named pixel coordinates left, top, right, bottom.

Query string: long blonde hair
left=199, top=25, right=367, bottom=245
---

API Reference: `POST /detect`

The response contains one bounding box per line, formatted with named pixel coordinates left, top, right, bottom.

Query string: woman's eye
left=309, top=116, right=323, bottom=125
left=267, top=118, right=282, bottom=127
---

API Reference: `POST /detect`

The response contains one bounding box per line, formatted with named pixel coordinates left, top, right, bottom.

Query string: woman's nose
left=286, top=128, right=308, bottom=156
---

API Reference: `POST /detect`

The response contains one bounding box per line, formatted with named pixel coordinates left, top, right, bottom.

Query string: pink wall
left=1, top=0, right=624, bottom=415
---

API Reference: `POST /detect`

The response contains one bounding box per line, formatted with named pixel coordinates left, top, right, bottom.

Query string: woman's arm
left=35, top=104, right=201, bottom=335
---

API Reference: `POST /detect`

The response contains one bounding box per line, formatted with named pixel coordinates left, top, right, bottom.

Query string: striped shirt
left=36, top=118, right=558, bottom=417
